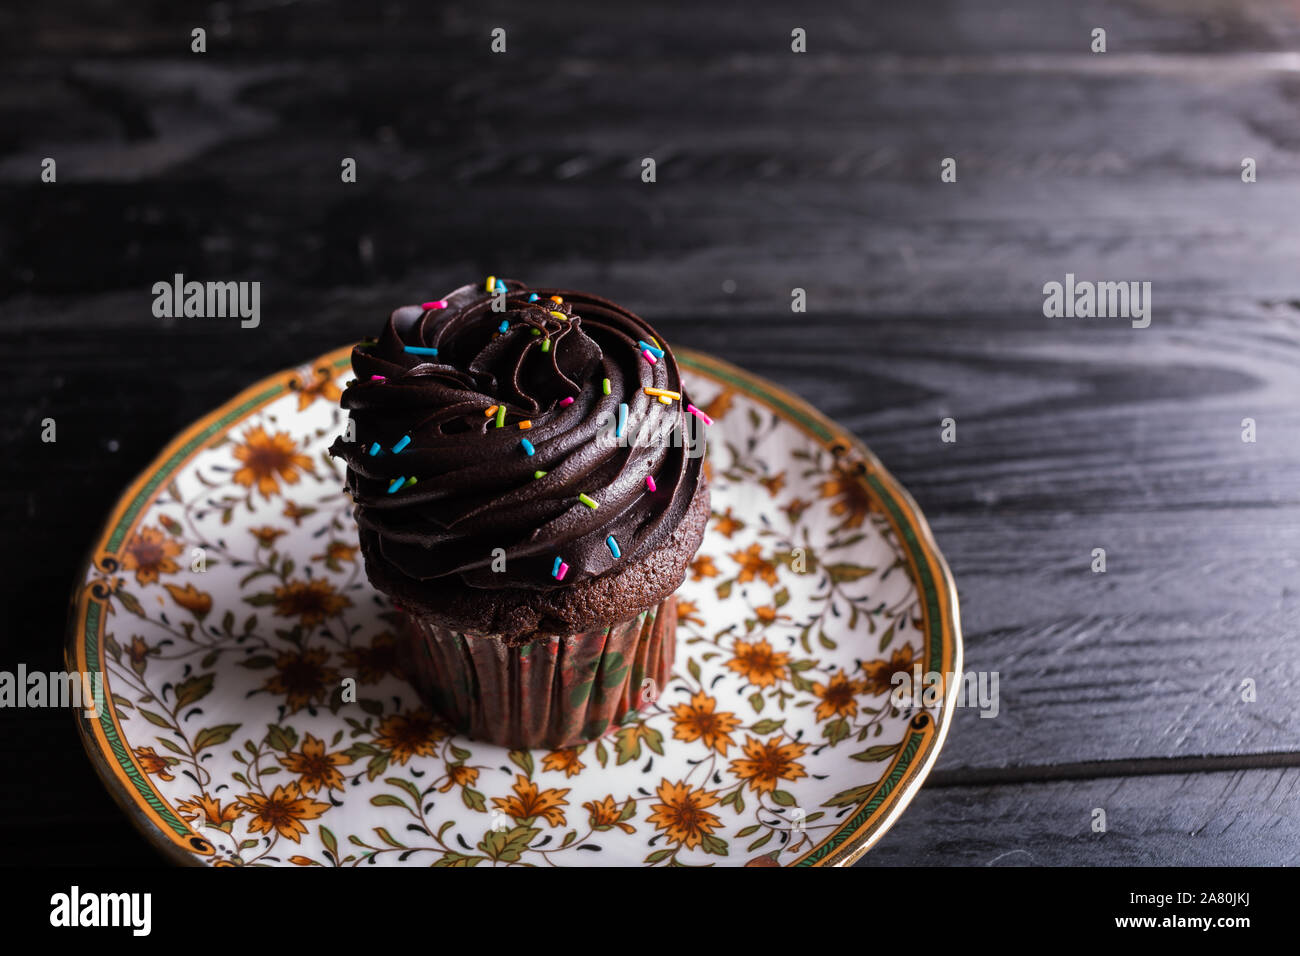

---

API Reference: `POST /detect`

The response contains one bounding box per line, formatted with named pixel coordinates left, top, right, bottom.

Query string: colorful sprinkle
left=495, top=405, right=507, bottom=428
left=548, top=310, right=567, bottom=321
left=578, top=493, right=598, bottom=509
left=484, top=404, right=499, bottom=417
left=370, top=375, right=386, bottom=381
left=606, top=535, right=621, bottom=558
left=644, top=387, right=680, bottom=400
left=641, top=349, right=658, bottom=365
left=521, top=438, right=535, bottom=456
left=499, top=320, right=509, bottom=333
left=531, top=327, right=542, bottom=336
left=617, top=403, right=628, bottom=438
left=549, top=295, right=563, bottom=304
left=686, top=403, right=713, bottom=425
left=602, top=378, right=611, bottom=395
left=637, top=340, right=665, bottom=358
left=647, top=335, right=660, bottom=348
left=368, top=442, right=381, bottom=456
left=658, top=395, right=672, bottom=404
left=528, top=293, right=540, bottom=302
left=556, top=561, right=569, bottom=581
left=485, top=275, right=497, bottom=292
left=387, top=477, right=407, bottom=494
left=518, top=420, right=533, bottom=430
left=541, top=338, right=551, bottom=353
left=391, top=435, right=411, bottom=453
left=403, top=345, right=439, bottom=356
left=645, top=475, right=657, bottom=492
left=560, top=396, right=575, bottom=407
left=422, top=300, right=447, bottom=310
left=407, top=477, right=418, bottom=485
left=533, top=470, right=547, bottom=479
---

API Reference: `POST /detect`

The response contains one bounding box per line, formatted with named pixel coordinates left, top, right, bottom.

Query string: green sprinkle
left=541, top=338, right=550, bottom=353
left=602, top=378, right=611, bottom=395
left=533, top=470, right=547, bottom=479
left=495, top=405, right=506, bottom=428
left=578, top=493, right=598, bottom=509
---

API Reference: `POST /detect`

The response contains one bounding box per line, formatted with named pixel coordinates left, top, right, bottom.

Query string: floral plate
left=67, top=346, right=960, bottom=867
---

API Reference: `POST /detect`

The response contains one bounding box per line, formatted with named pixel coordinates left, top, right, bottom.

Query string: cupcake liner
left=396, top=598, right=678, bottom=749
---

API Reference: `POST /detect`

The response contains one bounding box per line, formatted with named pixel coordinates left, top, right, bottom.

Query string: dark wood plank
left=857, top=766, right=1300, bottom=865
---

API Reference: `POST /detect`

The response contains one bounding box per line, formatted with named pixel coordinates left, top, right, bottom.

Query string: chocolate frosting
left=329, top=280, right=706, bottom=594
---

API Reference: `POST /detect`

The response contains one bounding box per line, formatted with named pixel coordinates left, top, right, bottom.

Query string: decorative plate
left=67, top=346, right=961, bottom=867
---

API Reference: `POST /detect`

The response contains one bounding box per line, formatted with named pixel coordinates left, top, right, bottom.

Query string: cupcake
left=330, top=278, right=710, bottom=748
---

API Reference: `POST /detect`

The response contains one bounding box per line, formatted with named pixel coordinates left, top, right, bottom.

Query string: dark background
left=3, top=0, right=1299, bottom=866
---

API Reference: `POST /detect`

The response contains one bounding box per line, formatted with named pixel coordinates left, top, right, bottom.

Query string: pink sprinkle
left=560, top=396, right=575, bottom=407
left=556, top=561, right=569, bottom=581
left=642, top=348, right=658, bottom=364
left=370, top=375, right=386, bottom=381
left=422, top=300, right=447, bottom=310
left=687, top=403, right=713, bottom=425
left=645, top=476, right=657, bottom=492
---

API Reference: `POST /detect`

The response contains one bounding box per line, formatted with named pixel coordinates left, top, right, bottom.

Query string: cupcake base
left=396, top=599, right=678, bottom=749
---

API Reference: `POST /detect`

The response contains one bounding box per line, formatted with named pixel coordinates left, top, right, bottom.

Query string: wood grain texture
left=859, top=766, right=1300, bottom=866
left=1, top=0, right=1298, bottom=865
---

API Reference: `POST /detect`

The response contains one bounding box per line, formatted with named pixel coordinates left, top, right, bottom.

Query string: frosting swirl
left=330, top=280, right=707, bottom=593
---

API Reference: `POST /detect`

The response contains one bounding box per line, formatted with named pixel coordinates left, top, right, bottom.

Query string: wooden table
left=3, top=0, right=1298, bottom=865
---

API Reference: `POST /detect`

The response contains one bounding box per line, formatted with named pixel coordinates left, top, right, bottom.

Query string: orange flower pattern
left=81, top=363, right=943, bottom=867
left=238, top=781, right=330, bottom=842
left=232, top=425, right=315, bottom=498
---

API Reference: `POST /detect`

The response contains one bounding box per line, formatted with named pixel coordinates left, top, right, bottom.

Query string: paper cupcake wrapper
left=397, top=598, right=678, bottom=749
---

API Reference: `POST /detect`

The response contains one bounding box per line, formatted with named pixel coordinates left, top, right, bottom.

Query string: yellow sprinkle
left=548, top=310, right=567, bottom=321
left=659, top=395, right=672, bottom=404
left=647, top=335, right=660, bottom=348
left=485, top=275, right=496, bottom=292
left=484, top=405, right=499, bottom=417
left=519, top=420, right=532, bottom=430
left=643, top=387, right=681, bottom=400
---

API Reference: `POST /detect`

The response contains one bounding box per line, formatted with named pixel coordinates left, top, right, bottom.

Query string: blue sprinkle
left=521, top=438, right=535, bottom=456
left=391, top=435, right=411, bottom=454
left=403, top=345, right=439, bottom=356
left=616, top=403, right=628, bottom=438
left=368, top=442, right=381, bottom=456
left=528, top=293, right=539, bottom=302
left=637, top=340, right=665, bottom=358
left=387, top=476, right=406, bottom=494
left=498, top=320, right=509, bottom=333
left=552, top=556, right=562, bottom=577
left=606, top=535, right=621, bottom=558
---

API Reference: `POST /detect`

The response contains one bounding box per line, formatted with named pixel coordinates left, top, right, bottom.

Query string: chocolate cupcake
left=330, top=278, right=710, bottom=748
